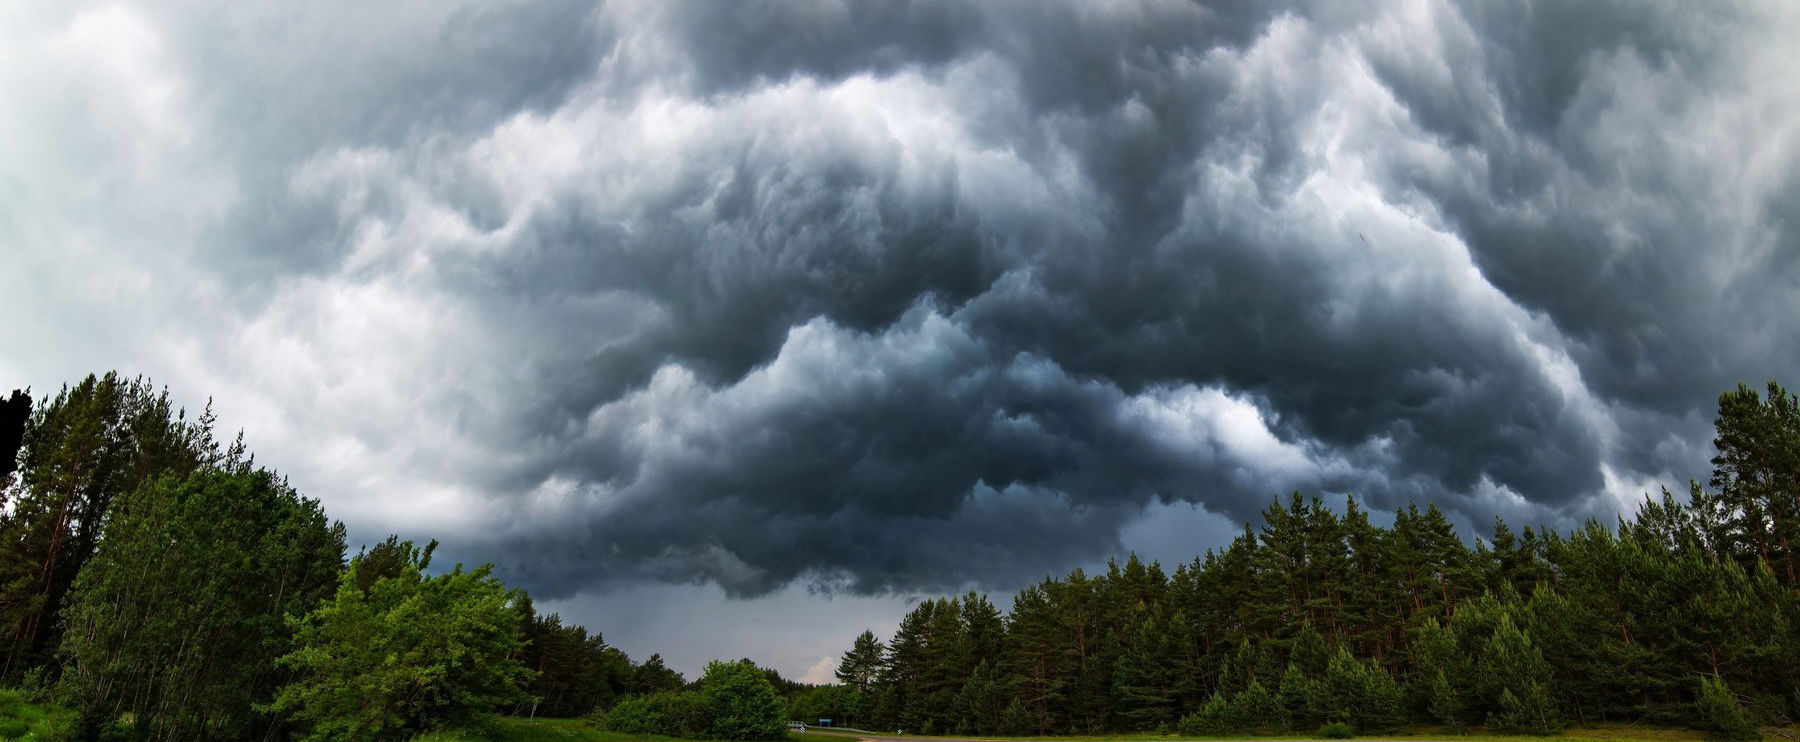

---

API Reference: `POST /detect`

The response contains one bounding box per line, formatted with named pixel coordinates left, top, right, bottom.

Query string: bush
left=598, top=692, right=704, bottom=737
left=598, top=661, right=782, bottom=741
left=697, top=661, right=787, bottom=741
left=1320, top=721, right=1355, bottom=738
left=1696, top=675, right=1760, bottom=741
left=0, top=688, right=74, bottom=741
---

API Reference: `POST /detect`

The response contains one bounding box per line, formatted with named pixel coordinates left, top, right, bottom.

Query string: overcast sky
left=4, top=0, right=1798, bottom=681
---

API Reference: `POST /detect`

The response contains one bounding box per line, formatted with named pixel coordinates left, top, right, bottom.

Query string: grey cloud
left=6, top=0, right=1797, bottom=601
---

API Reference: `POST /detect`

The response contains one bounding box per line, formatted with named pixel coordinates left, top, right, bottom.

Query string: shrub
left=1320, top=721, right=1355, bottom=738
left=698, top=661, right=787, bottom=741
left=598, top=692, right=704, bottom=737
left=599, top=662, right=782, bottom=741
left=1177, top=693, right=1229, bottom=736
left=1695, top=675, right=1760, bottom=741
left=0, top=719, right=28, bottom=740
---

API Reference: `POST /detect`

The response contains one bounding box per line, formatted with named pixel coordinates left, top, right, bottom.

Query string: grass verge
left=0, top=688, right=74, bottom=741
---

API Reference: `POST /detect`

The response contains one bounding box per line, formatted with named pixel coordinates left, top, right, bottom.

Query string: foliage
left=0, top=688, right=73, bottom=741
left=1175, top=694, right=1228, bottom=737
left=270, top=540, right=532, bottom=742
left=55, top=469, right=345, bottom=741
left=835, top=631, right=884, bottom=694
left=595, top=692, right=704, bottom=737
left=838, top=379, right=1800, bottom=736
left=696, top=660, right=786, bottom=741
left=1694, top=676, right=1759, bottom=741
left=0, top=375, right=222, bottom=682
left=596, top=660, right=782, bottom=741
left=1320, top=720, right=1356, bottom=738
left=511, top=591, right=637, bottom=718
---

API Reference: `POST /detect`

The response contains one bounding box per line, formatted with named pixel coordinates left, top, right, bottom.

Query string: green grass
left=415, top=720, right=870, bottom=742
left=0, top=688, right=73, bottom=741
left=796, top=723, right=1777, bottom=742
left=412, top=716, right=780, bottom=742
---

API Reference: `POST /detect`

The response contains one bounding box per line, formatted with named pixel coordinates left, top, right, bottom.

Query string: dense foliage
left=510, top=591, right=638, bottom=718
left=841, top=382, right=1800, bottom=737
left=4, top=371, right=1797, bottom=740
left=596, top=660, right=785, bottom=741
left=0, top=375, right=220, bottom=681
left=0, top=373, right=675, bottom=740
left=268, top=539, right=532, bottom=742
left=57, top=470, right=344, bottom=741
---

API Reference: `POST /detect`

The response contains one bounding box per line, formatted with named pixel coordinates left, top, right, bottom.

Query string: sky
left=3, top=0, right=1798, bottom=682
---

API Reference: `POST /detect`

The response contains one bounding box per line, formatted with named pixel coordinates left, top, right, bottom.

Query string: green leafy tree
left=697, top=660, right=786, bottom=741
left=0, top=374, right=218, bottom=680
left=269, top=540, right=531, bottom=742
left=55, top=470, right=344, bottom=741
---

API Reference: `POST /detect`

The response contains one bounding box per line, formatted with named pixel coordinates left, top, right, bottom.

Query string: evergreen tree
left=1694, top=675, right=1759, bottom=741
left=1701, top=382, right=1800, bottom=585
left=1276, top=662, right=1317, bottom=730
left=1111, top=615, right=1177, bottom=729
left=836, top=630, right=884, bottom=694
left=636, top=654, right=687, bottom=695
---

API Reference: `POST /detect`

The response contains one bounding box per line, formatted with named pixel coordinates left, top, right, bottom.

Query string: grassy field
left=0, top=688, right=72, bottom=741
left=412, top=717, right=715, bottom=742
left=795, top=723, right=1783, bottom=742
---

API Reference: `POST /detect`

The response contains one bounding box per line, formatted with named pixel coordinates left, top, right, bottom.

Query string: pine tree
left=1112, top=615, right=1177, bottom=729
left=1694, top=675, right=1759, bottom=741
left=1276, top=662, right=1316, bottom=730
left=1428, top=669, right=1464, bottom=730
left=837, top=630, right=884, bottom=694
left=1482, top=614, right=1561, bottom=734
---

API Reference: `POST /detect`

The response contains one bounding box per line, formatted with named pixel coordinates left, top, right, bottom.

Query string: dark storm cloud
left=7, top=0, right=1795, bottom=600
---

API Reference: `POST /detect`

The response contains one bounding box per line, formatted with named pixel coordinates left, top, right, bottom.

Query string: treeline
left=0, top=373, right=689, bottom=741
left=835, top=382, right=1800, bottom=739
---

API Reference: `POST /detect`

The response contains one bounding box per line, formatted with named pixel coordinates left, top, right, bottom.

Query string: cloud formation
left=4, top=0, right=1798, bottom=600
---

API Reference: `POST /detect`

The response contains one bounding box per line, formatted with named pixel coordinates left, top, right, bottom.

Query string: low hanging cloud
left=3, top=0, right=1798, bottom=599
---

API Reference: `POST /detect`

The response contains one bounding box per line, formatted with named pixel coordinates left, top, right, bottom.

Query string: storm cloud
left=4, top=0, right=1799, bottom=603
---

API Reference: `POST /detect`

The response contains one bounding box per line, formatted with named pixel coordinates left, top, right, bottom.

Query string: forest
left=812, top=382, right=1800, bottom=740
left=0, top=373, right=781, bottom=742
left=1, top=373, right=1796, bottom=741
